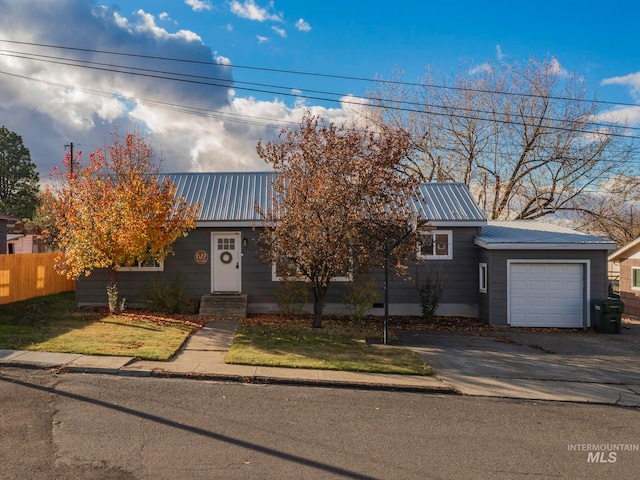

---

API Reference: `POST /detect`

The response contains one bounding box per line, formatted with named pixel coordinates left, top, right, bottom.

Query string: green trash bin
left=593, top=298, right=624, bottom=334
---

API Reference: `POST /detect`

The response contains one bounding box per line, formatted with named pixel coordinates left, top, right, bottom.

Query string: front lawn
left=226, top=315, right=435, bottom=375
left=0, top=292, right=201, bottom=360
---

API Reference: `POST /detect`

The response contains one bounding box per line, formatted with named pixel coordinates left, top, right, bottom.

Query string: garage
left=509, top=262, right=584, bottom=328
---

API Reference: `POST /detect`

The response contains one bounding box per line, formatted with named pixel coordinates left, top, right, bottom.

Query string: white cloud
left=548, top=57, right=568, bottom=77
left=295, top=18, right=311, bottom=32
left=602, top=72, right=640, bottom=98
left=117, top=9, right=203, bottom=42
left=595, top=106, right=640, bottom=127
left=185, top=0, right=212, bottom=12
left=256, top=35, right=269, bottom=44
left=0, top=0, right=349, bottom=177
left=229, top=0, right=282, bottom=22
left=271, top=26, right=286, bottom=37
left=496, top=44, right=505, bottom=61
left=469, top=63, right=492, bottom=75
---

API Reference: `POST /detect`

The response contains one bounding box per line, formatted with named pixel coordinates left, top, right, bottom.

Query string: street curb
left=15, top=362, right=458, bottom=394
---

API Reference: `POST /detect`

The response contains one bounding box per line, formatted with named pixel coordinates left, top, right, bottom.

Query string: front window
left=271, top=256, right=350, bottom=282
left=417, top=230, right=453, bottom=260
left=119, top=258, right=164, bottom=272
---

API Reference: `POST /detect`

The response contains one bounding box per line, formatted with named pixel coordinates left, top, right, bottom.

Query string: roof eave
left=197, top=220, right=263, bottom=228
left=608, top=236, right=640, bottom=262
left=475, top=239, right=617, bottom=250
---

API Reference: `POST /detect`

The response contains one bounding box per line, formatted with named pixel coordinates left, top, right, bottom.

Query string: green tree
left=43, top=131, right=200, bottom=313
left=0, top=126, right=40, bottom=219
left=257, top=112, right=420, bottom=328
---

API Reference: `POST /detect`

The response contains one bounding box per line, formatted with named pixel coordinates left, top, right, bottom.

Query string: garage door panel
left=528, top=264, right=547, bottom=274
left=529, top=280, right=547, bottom=290
left=509, top=262, right=584, bottom=328
left=528, top=296, right=547, bottom=307
left=511, top=264, right=528, bottom=274
left=547, top=297, right=565, bottom=307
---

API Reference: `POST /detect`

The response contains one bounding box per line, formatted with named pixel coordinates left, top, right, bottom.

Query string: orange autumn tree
left=43, top=131, right=199, bottom=313
left=257, top=112, right=420, bottom=328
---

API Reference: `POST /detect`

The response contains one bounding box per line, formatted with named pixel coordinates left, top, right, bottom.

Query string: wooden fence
left=0, top=252, right=75, bottom=304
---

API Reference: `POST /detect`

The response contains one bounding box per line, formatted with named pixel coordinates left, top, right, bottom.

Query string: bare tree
left=256, top=112, right=419, bottom=328
left=571, top=174, right=640, bottom=247
left=368, top=57, right=637, bottom=221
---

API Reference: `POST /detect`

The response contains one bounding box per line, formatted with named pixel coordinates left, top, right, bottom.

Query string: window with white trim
left=417, top=230, right=453, bottom=260
left=632, top=267, right=640, bottom=290
left=119, top=258, right=164, bottom=272
left=271, top=257, right=350, bottom=282
left=479, top=263, right=487, bottom=293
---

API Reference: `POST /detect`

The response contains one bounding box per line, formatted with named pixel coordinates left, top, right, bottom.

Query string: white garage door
left=509, top=263, right=584, bottom=328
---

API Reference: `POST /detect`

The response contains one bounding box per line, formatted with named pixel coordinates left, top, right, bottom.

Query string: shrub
left=342, top=276, right=382, bottom=317
left=275, top=279, right=311, bottom=315
left=141, top=276, right=199, bottom=314
left=418, top=273, right=443, bottom=321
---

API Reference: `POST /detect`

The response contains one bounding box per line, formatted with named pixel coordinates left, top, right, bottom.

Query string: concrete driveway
left=399, top=320, right=640, bottom=407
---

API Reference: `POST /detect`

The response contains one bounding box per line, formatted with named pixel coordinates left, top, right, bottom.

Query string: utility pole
left=64, top=142, right=74, bottom=174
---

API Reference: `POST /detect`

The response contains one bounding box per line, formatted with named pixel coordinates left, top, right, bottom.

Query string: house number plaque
left=194, top=250, right=209, bottom=264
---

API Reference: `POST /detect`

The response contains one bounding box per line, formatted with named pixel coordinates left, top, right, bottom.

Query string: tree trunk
left=312, top=284, right=327, bottom=328
left=107, top=269, right=120, bottom=315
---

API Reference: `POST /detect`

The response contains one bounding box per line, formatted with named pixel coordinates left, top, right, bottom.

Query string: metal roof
left=475, top=221, right=617, bottom=250
left=162, top=172, right=487, bottom=224
left=412, top=183, right=486, bottom=224
left=163, top=172, right=274, bottom=223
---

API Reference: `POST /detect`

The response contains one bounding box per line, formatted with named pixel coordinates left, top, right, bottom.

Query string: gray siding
left=478, top=249, right=491, bottom=322
left=481, top=249, right=609, bottom=326
left=380, top=227, right=481, bottom=305
left=76, top=226, right=483, bottom=315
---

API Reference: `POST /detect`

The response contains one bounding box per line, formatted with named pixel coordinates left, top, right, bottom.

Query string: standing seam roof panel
left=163, top=173, right=485, bottom=223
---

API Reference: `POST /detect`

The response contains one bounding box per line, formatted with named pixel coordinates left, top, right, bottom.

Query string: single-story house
left=75, top=172, right=616, bottom=327
left=608, top=237, right=640, bottom=317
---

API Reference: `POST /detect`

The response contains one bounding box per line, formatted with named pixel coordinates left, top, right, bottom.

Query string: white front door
left=211, top=232, right=241, bottom=292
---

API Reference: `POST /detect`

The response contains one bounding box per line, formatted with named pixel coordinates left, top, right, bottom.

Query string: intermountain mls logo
left=568, top=443, right=639, bottom=463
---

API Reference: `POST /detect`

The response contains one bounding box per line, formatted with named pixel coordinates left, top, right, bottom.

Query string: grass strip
left=226, top=319, right=434, bottom=375
left=0, top=292, right=199, bottom=360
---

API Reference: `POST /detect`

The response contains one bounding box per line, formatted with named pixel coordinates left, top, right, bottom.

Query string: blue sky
left=0, top=0, right=639, bottom=175
left=117, top=0, right=639, bottom=104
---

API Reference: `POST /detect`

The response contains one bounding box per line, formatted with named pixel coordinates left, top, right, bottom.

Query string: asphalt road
left=1, top=368, right=638, bottom=479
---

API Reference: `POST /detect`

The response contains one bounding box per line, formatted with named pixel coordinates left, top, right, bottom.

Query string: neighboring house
left=0, top=213, right=20, bottom=254
left=6, top=222, right=46, bottom=254
left=75, top=172, right=615, bottom=327
left=608, top=237, right=640, bottom=317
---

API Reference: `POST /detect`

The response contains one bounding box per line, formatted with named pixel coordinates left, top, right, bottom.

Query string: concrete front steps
left=199, top=293, right=248, bottom=319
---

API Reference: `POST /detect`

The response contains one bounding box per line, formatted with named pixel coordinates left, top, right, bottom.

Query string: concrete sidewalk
left=0, top=320, right=453, bottom=394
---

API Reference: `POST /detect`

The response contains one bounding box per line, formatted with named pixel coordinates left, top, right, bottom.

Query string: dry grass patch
left=0, top=292, right=202, bottom=360
left=226, top=314, right=434, bottom=375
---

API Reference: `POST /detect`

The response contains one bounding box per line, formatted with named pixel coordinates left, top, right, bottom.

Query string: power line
left=1, top=38, right=639, bottom=109
left=3, top=47, right=639, bottom=136
left=4, top=66, right=637, bottom=169
left=0, top=69, right=298, bottom=130
left=1, top=52, right=639, bottom=142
